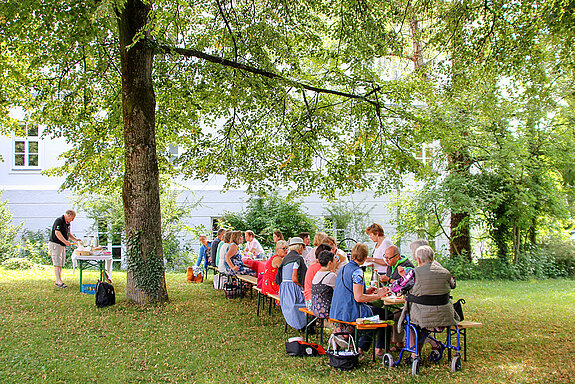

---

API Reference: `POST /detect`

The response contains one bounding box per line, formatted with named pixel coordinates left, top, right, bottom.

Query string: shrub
left=2, top=257, right=35, bottom=270
left=220, top=192, right=317, bottom=247
left=542, top=239, right=575, bottom=278
left=0, top=195, right=23, bottom=261
left=164, top=239, right=195, bottom=272
left=17, top=229, right=52, bottom=265
left=438, top=244, right=575, bottom=281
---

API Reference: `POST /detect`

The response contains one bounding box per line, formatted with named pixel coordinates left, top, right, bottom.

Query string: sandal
left=390, top=343, right=404, bottom=352
left=55, top=282, right=68, bottom=288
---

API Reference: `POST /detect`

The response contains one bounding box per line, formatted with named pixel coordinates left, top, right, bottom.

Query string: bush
left=542, top=239, right=575, bottom=278
left=17, top=229, right=53, bottom=265
left=440, top=254, right=483, bottom=280
left=2, top=257, right=35, bottom=270
left=438, top=243, right=575, bottom=281
left=164, top=239, right=195, bottom=272
left=220, top=192, right=317, bottom=247
left=0, top=195, right=23, bottom=261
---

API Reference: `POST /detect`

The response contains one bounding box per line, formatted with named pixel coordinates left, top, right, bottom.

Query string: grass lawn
left=0, top=267, right=573, bottom=384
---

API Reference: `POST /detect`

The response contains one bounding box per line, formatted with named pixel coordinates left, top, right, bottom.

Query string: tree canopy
left=2, top=0, right=574, bottom=300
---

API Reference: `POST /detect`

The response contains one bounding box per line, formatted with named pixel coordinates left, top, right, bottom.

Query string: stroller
left=382, top=312, right=463, bottom=376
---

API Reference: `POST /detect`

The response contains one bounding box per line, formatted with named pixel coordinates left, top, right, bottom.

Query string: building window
left=212, top=217, right=223, bottom=238
left=415, top=144, right=433, bottom=166
left=14, top=123, right=39, bottom=168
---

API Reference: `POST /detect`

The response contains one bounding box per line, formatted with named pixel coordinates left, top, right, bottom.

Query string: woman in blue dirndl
left=275, top=237, right=308, bottom=330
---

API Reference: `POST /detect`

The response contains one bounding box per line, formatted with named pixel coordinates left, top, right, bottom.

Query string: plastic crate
left=81, top=284, right=97, bottom=295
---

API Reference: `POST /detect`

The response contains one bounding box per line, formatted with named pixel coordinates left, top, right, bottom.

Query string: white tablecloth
left=71, top=251, right=113, bottom=277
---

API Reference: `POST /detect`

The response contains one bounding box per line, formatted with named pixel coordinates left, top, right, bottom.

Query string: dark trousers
left=358, top=305, right=387, bottom=351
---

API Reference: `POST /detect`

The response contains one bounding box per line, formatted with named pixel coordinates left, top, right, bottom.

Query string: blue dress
left=329, top=260, right=373, bottom=322
left=223, top=253, right=256, bottom=276
left=278, top=261, right=306, bottom=330
left=329, top=260, right=386, bottom=350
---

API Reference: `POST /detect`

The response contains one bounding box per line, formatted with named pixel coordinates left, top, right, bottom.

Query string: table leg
left=79, top=260, right=83, bottom=291
left=463, top=328, right=467, bottom=361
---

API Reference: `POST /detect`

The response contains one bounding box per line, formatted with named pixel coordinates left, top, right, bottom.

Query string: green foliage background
left=221, top=192, right=317, bottom=247
left=0, top=193, right=22, bottom=261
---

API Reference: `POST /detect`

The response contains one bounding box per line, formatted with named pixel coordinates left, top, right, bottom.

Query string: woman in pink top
left=304, top=243, right=332, bottom=309
left=365, top=223, right=394, bottom=275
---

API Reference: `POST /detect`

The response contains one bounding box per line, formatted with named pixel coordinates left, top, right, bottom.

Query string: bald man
left=379, top=245, right=414, bottom=285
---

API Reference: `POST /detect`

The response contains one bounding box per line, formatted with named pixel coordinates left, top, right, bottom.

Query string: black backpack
left=95, top=280, right=115, bottom=308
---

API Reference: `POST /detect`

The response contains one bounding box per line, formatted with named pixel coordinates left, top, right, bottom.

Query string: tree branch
left=154, top=42, right=381, bottom=108
left=215, top=0, right=238, bottom=61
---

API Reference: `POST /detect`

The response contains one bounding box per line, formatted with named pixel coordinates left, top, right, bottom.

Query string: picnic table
left=72, top=250, right=113, bottom=291
left=242, top=257, right=266, bottom=275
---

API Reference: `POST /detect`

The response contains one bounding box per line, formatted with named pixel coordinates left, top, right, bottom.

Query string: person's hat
left=288, top=237, right=305, bottom=246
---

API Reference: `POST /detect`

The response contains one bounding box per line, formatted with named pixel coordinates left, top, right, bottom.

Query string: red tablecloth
left=242, top=258, right=266, bottom=274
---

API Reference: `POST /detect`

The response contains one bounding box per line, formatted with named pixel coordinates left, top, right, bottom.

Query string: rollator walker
left=382, top=311, right=463, bottom=376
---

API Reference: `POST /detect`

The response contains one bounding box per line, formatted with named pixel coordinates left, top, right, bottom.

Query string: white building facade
left=1, top=120, right=445, bottom=257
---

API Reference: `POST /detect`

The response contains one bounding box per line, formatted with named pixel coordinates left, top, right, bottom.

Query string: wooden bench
left=298, top=307, right=326, bottom=344
left=328, top=318, right=392, bottom=361
left=253, top=288, right=280, bottom=316
left=237, top=274, right=257, bottom=300
left=453, top=320, right=483, bottom=361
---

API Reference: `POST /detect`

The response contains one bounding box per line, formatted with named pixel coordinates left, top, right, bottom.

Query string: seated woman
left=329, top=243, right=390, bottom=355
left=303, top=243, right=332, bottom=309
left=223, top=230, right=256, bottom=276
left=311, top=250, right=337, bottom=318
left=304, top=231, right=328, bottom=266
left=217, top=230, right=232, bottom=273
left=244, top=230, right=265, bottom=258
left=262, top=240, right=288, bottom=295
left=275, top=237, right=308, bottom=330
left=391, top=245, right=458, bottom=356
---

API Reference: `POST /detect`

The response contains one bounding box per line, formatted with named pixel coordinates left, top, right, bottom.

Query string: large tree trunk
left=118, top=0, right=168, bottom=304
left=448, top=151, right=472, bottom=260
left=450, top=211, right=471, bottom=259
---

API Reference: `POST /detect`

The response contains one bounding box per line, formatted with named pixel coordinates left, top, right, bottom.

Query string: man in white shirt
left=244, top=230, right=265, bottom=258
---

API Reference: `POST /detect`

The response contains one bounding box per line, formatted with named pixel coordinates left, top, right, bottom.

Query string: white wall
left=1, top=128, right=447, bottom=257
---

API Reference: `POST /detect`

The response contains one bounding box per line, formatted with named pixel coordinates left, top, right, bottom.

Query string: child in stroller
left=382, top=245, right=462, bottom=375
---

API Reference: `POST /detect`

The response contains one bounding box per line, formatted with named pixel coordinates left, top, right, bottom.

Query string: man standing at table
left=49, top=209, right=80, bottom=288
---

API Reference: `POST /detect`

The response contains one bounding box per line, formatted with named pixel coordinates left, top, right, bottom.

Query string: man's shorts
left=48, top=241, right=66, bottom=267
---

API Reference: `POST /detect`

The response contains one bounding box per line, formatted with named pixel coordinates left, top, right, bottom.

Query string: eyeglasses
left=279, top=247, right=288, bottom=251
left=384, top=254, right=399, bottom=260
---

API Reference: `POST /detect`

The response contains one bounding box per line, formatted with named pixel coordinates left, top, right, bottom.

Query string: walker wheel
left=429, top=348, right=442, bottom=362
left=382, top=353, right=394, bottom=368
left=451, top=354, right=462, bottom=372
left=412, top=357, right=420, bottom=376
